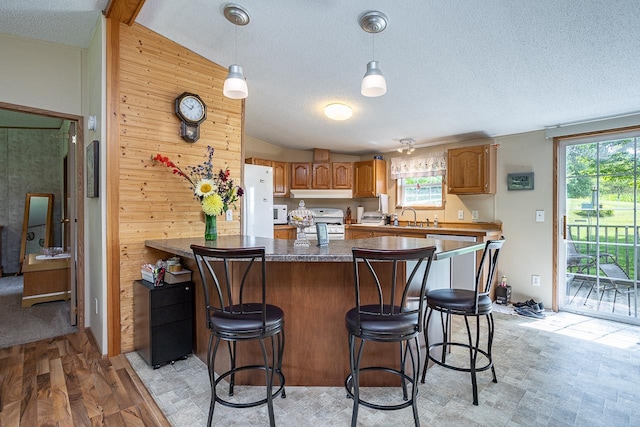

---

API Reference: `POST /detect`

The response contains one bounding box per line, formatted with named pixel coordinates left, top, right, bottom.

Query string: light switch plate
left=535, top=210, right=544, bottom=222
left=225, top=209, right=233, bottom=221
left=458, top=210, right=464, bottom=220
left=472, top=210, right=479, bottom=220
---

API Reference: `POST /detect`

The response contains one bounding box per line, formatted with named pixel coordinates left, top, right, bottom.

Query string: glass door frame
left=554, top=130, right=639, bottom=324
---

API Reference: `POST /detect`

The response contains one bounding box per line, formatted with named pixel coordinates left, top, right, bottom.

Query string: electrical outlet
left=226, top=209, right=233, bottom=221
left=535, top=210, right=544, bottom=222
left=531, top=275, right=541, bottom=287
left=458, top=210, right=464, bottom=220
left=472, top=210, right=479, bottom=220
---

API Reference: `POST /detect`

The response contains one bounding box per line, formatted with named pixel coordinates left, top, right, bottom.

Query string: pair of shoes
left=513, top=299, right=545, bottom=313
left=514, top=307, right=546, bottom=319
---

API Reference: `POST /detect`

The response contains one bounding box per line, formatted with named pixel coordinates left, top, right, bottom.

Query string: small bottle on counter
left=393, top=214, right=399, bottom=226
left=500, top=275, right=507, bottom=287
left=433, top=215, right=438, bottom=227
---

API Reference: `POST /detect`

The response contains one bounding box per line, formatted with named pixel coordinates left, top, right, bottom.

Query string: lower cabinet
left=134, top=280, right=194, bottom=368
left=274, top=225, right=296, bottom=239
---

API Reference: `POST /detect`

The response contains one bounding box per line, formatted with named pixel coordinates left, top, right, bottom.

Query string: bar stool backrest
left=191, top=245, right=268, bottom=334
left=473, top=239, right=505, bottom=311
left=351, top=246, right=436, bottom=334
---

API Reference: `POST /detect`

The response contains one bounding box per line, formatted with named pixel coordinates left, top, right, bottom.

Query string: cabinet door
left=347, top=229, right=375, bottom=239
left=312, top=163, right=331, bottom=189
left=290, top=163, right=311, bottom=189
left=272, top=161, right=289, bottom=197
left=353, top=159, right=386, bottom=197
left=246, top=157, right=272, bottom=167
left=447, top=144, right=496, bottom=194
left=332, top=162, right=352, bottom=189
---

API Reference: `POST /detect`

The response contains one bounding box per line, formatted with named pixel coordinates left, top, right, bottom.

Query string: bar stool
left=191, top=245, right=285, bottom=427
left=420, top=239, right=505, bottom=405
left=345, top=246, right=436, bottom=427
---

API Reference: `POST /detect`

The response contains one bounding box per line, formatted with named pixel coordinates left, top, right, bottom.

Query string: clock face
left=178, top=95, right=205, bottom=123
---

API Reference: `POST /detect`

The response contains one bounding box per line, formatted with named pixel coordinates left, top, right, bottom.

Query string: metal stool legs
left=346, top=335, right=421, bottom=427
left=206, top=330, right=286, bottom=427
left=421, top=308, right=496, bottom=406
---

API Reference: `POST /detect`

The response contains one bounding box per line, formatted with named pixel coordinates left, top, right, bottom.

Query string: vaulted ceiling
left=2, top=1, right=640, bottom=154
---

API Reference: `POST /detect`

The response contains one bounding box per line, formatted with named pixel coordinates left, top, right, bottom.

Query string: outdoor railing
left=568, top=224, right=638, bottom=280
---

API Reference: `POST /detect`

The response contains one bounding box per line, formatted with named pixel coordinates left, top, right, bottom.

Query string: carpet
left=0, top=275, right=77, bottom=348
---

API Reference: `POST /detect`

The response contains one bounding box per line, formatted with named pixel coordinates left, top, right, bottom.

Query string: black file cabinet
left=134, top=280, right=194, bottom=368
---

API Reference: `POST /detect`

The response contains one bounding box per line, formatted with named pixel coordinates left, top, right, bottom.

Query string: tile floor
left=127, top=308, right=640, bottom=426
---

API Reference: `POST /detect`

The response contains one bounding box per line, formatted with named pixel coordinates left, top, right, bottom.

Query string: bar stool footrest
left=345, top=366, right=417, bottom=411
left=427, top=342, right=493, bottom=373
left=214, top=364, right=286, bottom=409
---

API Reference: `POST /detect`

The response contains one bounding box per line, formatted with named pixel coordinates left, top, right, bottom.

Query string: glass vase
left=204, top=214, right=217, bottom=241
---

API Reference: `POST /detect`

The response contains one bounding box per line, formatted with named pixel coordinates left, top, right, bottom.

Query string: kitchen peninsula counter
left=145, top=236, right=484, bottom=386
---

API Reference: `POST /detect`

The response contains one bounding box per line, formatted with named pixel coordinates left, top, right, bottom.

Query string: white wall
left=0, top=34, right=83, bottom=115
left=85, top=18, right=107, bottom=354
left=495, top=130, right=554, bottom=307
left=0, top=31, right=108, bottom=353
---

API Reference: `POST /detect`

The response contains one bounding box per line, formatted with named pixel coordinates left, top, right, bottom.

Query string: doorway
left=0, top=103, right=84, bottom=337
left=558, top=130, right=639, bottom=323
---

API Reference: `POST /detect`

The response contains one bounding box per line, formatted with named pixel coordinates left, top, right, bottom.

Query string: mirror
left=19, top=193, right=54, bottom=267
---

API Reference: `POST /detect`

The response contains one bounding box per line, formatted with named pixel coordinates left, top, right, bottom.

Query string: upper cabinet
left=245, top=158, right=289, bottom=197
left=353, top=159, right=386, bottom=198
left=290, top=162, right=311, bottom=189
left=332, top=162, right=352, bottom=189
left=447, top=144, right=497, bottom=194
left=312, top=163, right=331, bottom=189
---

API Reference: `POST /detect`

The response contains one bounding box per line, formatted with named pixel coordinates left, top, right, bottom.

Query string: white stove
left=303, top=207, right=345, bottom=240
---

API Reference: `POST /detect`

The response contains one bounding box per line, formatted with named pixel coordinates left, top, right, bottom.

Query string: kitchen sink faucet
left=400, top=207, right=417, bottom=226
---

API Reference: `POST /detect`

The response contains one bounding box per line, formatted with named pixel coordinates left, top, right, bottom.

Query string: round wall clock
left=175, top=92, right=207, bottom=142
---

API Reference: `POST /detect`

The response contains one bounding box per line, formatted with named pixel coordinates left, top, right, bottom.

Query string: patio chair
left=598, top=258, right=635, bottom=315
left=569, top=257, right=635, bottom=315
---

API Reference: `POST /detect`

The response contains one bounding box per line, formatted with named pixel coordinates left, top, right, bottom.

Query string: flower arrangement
left=152, top=146, right=243, bottom=217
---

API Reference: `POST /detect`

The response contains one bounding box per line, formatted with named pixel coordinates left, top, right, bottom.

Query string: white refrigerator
left=242, top=164, right=274, bottom=238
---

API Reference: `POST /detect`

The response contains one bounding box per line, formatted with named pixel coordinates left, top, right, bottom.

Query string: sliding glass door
left=559, top=132, right=639, bottom=322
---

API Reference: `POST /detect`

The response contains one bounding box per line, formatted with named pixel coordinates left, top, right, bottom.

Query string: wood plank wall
left=116, top=23, right=243, bottom=352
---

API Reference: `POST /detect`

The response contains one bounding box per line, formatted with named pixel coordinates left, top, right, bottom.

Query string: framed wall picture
left=507, top=172, right=534, bottom=191
left=316, top=223, right=329, bottom=246
left=87, top=140, right=99, bottom=198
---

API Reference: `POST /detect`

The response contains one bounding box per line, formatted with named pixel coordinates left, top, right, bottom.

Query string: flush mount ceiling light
left=324, top=103, right=353, bottom=121
left=359, top=11, right=388, bottom=97
left=223, top=3, right=250, bottom=99
left=397, top=138, right=415, bottom=154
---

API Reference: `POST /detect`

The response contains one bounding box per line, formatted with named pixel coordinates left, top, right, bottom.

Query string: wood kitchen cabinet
left=291, top=162, right=311, bottom=189
left=353, top=159, right=387, bottom=198
left=312, top=163, right=331, bottom=189
left=332, top=162, right=352, bottom=189
left=245, top=158, right=289, bottom=197
left=274, top=225, right=296, bottom=240
left=447, top=144, right=497, bottom=194
left=271, top=161, right=289, bottom=197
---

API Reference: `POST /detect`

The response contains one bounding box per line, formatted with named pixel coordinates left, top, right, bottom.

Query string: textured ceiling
left=3, top=1, right=640, bottom=154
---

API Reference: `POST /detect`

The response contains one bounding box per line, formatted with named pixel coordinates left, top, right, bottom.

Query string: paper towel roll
left=378, top=194, right=389, bottom=214
left=357, top=206, right=364, bottom=224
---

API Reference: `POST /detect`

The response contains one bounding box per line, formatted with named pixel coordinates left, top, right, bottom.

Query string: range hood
left=289, top=189, right=353, bottom=199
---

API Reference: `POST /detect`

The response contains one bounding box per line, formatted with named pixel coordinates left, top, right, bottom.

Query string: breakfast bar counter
left=145, top=236, right=484, bottom=386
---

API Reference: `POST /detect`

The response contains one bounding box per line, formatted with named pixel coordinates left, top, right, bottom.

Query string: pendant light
left=223, top=4, right=250, bottom=99
left=359, top=11, right=388, bottom=97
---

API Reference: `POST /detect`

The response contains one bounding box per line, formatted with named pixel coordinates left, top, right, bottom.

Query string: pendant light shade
left=223, top=64, right=248, bottom=99
left=361, top=61, right=387, bottom=97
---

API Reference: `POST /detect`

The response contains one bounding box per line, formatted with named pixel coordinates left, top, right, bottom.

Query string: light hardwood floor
left=0, top=330, right=170, bottom=426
